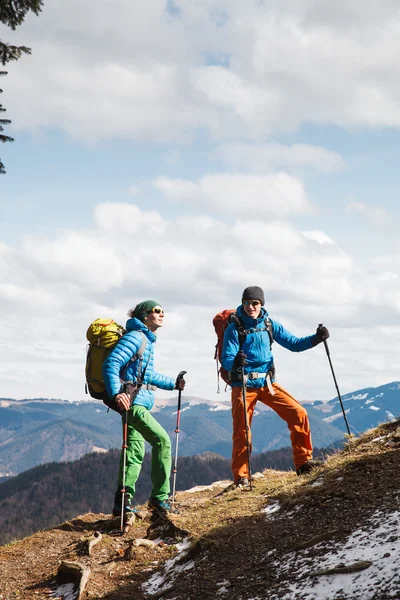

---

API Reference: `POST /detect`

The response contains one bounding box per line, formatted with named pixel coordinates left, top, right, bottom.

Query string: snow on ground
left=323, top=411, right=350, bottom=424
left=343, top=393, right=369, bottom=401
left=262, top=500, right=281, bottom=516
left=51, top=582, right=77, bottom=600
left=172, top=406, right=191, bottom=416
left=271, top=508, right=400, bottom=600
left=209, top=404, right=231, bottom=411
left=142, top=539, right=193, bottom=597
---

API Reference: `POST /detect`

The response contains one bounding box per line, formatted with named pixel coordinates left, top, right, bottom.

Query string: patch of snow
left=365, top=399, right=375, bottom=405
left=311, top=478, right=324, bottom=487
left=209, top=404, right=231, bottom=411
left=51, top=582, right=77, bottom=600
left=344, top=393, right=369, bottom=401
left=369, top=405, right=380, bottom=411
left=216, top=580, right=230, bottom=595
left=173, top=406, right=191, bottom=416
left=323, top=411, right=349, bottom=424
left=371, top=434, right=392, bottom=443
left=276, top=509, right=400, bottom=600
left=263, top=500, right=281, bottom=516
left=143, top=538, right=192, bottom=597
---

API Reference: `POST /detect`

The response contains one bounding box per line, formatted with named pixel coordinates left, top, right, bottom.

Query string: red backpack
left=213, top=309, right=274, bottom=391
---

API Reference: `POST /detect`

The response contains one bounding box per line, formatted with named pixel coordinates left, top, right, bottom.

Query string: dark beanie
left=242, top=286, right=265, bottom=306
left=132, top=300, right=161, bottom=323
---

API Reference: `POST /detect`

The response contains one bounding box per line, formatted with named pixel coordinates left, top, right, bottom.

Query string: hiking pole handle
left=176, top=370, right=187, bottom=414
left=318, top=323, right=330, bottom=356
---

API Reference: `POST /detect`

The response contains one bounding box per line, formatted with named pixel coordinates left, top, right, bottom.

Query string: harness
left=229, top=314, right=276, bottom=395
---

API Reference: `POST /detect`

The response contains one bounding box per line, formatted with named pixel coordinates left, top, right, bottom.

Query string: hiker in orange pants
left=222, top=286, right=329, bottom=486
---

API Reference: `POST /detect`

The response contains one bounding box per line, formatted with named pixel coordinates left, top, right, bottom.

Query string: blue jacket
left=102, top=317, right=175, bottom=410
left=221, top=305, right=317, bottom=388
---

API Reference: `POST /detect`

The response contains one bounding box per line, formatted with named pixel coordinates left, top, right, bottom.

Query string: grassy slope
left=0, top=419, right=399, bottom=599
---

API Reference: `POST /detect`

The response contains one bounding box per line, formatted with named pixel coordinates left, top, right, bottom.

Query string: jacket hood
left=126, top=317, right=157, bottom=342
left=236, top=304, right=269, bottom=326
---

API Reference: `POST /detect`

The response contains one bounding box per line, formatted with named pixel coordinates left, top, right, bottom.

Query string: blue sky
left=0, top=0, right=399, bottom=402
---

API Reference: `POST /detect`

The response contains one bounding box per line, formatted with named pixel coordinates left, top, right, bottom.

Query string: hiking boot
left=148, top=497, right=180, bottom=515
left=296, top=459, right=324, bottom=476
left=112, top=492, right=137, bottom=517
left=235, top=476, right=251, bottom=489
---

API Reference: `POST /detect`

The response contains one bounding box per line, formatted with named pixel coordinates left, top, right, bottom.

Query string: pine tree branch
left=0, top=1, right=43, bottom=30
left=0, top=40, right=31, bottom=65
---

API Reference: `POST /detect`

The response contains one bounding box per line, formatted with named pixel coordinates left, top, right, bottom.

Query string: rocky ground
left=0, top=419, right=399, bottom=600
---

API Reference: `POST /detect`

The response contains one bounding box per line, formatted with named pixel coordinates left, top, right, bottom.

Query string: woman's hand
left=114, top=393, right=131, bottom=411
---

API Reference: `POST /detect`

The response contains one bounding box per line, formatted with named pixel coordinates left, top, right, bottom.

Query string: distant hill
left=0, top=381, right=398, bottom=475
left=313, top=381, right=400, bottom=434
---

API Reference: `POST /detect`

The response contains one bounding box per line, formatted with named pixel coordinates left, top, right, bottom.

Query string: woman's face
left=144, top=306, right=165, bottom=331
left=242, top=300, right=262, bottom=319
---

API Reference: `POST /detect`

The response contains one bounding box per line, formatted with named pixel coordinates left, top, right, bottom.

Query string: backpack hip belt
left=124, top=378, right=157, bottom=405
left=231, top=367, right=276, bottom=395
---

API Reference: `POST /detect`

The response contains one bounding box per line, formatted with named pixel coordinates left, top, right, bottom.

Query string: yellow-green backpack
left=85, top=318, right=126, bottom=401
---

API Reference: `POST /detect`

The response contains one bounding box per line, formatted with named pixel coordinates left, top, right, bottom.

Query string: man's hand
left=114, top=392, right=131, bottom=411
left=312, top=325, right=330, bottom=346
left=316, top=324, right=330, bottom=341
left=175, top=376, right=186, bottom=390
left=233, top=350, right=247, bottom=369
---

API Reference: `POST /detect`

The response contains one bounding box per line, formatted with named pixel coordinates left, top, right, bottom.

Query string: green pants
left=117, top=405, right=172, bottom=501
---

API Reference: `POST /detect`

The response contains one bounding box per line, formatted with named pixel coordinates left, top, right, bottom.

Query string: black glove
left=316, top=324, right=330, bottom=342
left=233, top=350, right=247, bottom=369
left=174, top=376, right=186, bottom=390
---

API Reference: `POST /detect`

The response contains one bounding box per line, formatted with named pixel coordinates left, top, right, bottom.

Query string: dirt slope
left=0, top=419, right=399, bottom=600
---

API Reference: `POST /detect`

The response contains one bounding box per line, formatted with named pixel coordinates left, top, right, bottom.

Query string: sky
left=0, top=0, right=399, bottom=403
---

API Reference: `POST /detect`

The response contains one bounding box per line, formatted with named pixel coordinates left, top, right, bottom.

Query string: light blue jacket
left=221, top=305, right=317, bottom=388
left=102, top=317, right=175, bottom=410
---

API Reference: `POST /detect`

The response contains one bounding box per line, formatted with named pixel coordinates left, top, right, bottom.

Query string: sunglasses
left=150, top=307, right=164, bottom=315
left=243, top=300, right=261, bottom=307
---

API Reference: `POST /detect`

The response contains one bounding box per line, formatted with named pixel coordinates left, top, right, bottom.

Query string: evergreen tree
left=0, top=0, right=43, bottom=173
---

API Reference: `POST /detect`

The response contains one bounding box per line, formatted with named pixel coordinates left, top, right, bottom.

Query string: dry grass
left=0, top=419, right=399, bottom=600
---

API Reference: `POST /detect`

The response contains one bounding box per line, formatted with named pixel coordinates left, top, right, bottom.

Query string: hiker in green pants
left=103, top=300, right=185, bottom=515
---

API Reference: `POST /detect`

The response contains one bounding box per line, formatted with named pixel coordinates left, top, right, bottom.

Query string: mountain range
left=0, top=381, right=398, bottom=476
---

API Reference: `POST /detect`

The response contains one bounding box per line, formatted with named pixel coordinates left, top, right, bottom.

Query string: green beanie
left=133, top=300, right=161, bottom=323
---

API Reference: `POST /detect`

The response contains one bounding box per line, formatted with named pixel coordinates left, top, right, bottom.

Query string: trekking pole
left=319, top=324, right=352, bottom=439
left=241, top=366, right=253, bottom=490
left=171, top=370, right=187, bottom=507
left=120, top=409, right=128, bottom=532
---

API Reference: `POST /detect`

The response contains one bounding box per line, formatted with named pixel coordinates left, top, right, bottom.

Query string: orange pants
left=231, top=382, right=313, bottom=482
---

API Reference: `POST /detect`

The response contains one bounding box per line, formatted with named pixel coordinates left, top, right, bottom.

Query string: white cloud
left=153, top=173, right=312, bottom=218
left=346, top=201, right=390, bottom=227
left=6, top=0, right=400, bottom=140
left=0, top=200, right=399, bottom=401
left=216, top=143, right=345, bottom=173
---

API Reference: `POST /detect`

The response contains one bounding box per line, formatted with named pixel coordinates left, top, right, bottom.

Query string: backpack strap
left=265, top=317, right=274, bottom=346
left=122, top=332, right=147, bottom=384
left=233, top=315, right=274, bottom=347
left=229, top=314, right=247, bottom=349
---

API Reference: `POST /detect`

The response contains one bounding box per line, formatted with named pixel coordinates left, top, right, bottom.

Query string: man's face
left=242, top=300, right=262, bottom=319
